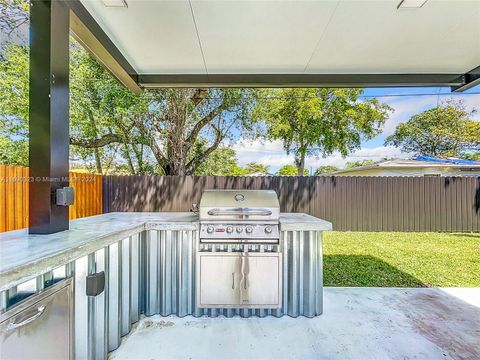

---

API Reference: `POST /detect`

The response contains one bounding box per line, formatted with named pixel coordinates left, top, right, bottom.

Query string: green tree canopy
left=0, top=136, right=27, bottom=166
left=0, top=43, right=29, bottom=165
left=253, top=88, right=391, bottom=175
left=193, top=144, right=243, bottom=176
left=464, top=152, right=480, bottom=161
left=1, top=0, right=258, bottom=174
left=0, top=41, right=257, bottom=175
left=314, top=165, right=339, bottom=175
left=385, top=101, right=479, bottom=157
left=68, top=43, right=257, bottom=175
left=345, top=160, right=378, bottom=169
left=278, top=164, right=309, bottom=176
left=0, top=0, right=28, bottom=35
left=244, top=162, right=269, bottom=175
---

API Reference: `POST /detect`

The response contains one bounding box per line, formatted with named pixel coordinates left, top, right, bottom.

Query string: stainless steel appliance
left=197, top=190, right=282, bottom=309
left=0, top=279, right=73, bottom=360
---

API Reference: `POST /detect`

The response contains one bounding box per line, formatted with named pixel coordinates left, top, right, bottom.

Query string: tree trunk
left=296, top=152, right=306, bottom=176
left=88, top=111, right=103, bottom=174
left=121, top=144, right=136, bottom=175
left=93, top=148, right=102, bottom=174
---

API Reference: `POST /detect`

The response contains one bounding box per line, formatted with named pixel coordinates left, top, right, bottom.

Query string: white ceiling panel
left=80, top=0, right=480, bottom=75
left=306, top=0, right=480, bottom=74
left=81, top=0, right=206, bottom=73
left=190, top=0, right=338, bottom=73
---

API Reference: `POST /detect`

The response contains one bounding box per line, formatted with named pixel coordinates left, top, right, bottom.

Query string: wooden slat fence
left=69, top=172, right=103, bottom=220
left=0, top=165, right=102, bottom=232
left=103, top=175, right=480, bottom=232
left=2, top=170, right=478, bottom=233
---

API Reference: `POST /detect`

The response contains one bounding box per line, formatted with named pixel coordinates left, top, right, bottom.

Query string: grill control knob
left=246, top=226, right=253, bottom=233
left=264, top=226, right=272, bottom=234
left=226, top=226, right=233, bottom=233
left=236, top=226, right=243, bottom=233
left=206, top=226, right=214, bottom=234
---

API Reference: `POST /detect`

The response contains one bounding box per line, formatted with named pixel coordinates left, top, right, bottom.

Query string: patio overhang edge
left=451, top=66, right=480, bottom=92
left=137, top=73, right=467, bottom=89
left=64, top=0, right=477, bottom=92
left=67, top=0, right=141, bottom=94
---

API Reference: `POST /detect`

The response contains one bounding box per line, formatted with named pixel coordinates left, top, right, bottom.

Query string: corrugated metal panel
left=107, top=242, right=121, bottom=352
left=143, top=229, right=323, bottom=318
left=93, top=248, right=107, bottom=360
left=144, top=230, right=198, bottom=316
left=2, top=227, right=324, bottom=359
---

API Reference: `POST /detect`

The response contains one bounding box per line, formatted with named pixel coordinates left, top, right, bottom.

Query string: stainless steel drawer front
left=0, top=279, right=73, bottom=360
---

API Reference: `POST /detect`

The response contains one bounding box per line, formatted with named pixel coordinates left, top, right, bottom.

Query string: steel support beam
left=452, top=66, right=480, bottom=92
left=29, top=0, right=70, bottom=234
left=138, top=73, right=465, bottom=88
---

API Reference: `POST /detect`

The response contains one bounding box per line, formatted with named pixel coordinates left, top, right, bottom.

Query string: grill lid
left=199, top=190, right=280, bottom=222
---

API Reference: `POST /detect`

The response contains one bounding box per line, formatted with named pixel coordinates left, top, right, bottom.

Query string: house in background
left=332, top=157, right=480, bottom=177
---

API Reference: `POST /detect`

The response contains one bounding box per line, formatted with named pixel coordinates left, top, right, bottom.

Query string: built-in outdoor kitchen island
left=0, top=190, right=331, bottom=360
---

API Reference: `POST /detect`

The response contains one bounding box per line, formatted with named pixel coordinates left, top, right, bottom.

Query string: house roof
left=414, top=156, right=480, bottom=165
left=332, top=158, right=480, bottom=175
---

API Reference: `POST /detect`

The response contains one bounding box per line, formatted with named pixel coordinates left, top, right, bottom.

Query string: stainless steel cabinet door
left=0, top=280, right=72, bottom=360
left=240, top=253, right=282, bottom=308
left=198, top=254, right=240, bottom=307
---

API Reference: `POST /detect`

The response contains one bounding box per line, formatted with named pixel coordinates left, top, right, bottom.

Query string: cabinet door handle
left=232, top=272, right=235, bottom=289
left=241, top=255, right=248, bottom=290
left=7, top=305, right=46, bottom=331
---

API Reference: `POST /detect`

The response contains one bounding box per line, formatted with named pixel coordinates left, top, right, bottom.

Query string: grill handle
left=207, top=208, right=273, bottom=216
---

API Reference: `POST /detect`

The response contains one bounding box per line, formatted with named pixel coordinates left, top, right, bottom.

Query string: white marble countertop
left=0, top=212, right=331, bottom=291
left=279, top=213, right=332, bottom=231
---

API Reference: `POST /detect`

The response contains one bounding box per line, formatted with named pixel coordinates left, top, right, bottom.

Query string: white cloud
left=231, top=139, right=292, bottom=168
left=381, top=96, right=437, bottom=135
left=231, top=139, right=411, bottom=172
left=305, top=146, right=411, bottom=169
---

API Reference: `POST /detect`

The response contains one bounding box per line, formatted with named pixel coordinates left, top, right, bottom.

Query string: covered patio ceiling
left=77, top=0, right=480, bottom=90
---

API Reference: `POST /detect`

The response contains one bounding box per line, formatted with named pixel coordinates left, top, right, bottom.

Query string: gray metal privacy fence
left=102, top=176, right=480, bottom=232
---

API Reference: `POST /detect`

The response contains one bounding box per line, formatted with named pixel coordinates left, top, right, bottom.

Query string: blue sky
left=231, top=85, right=480, bottom=173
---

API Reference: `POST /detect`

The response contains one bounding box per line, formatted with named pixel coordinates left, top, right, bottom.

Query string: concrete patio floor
left=109, top=287, right=480, bottom=360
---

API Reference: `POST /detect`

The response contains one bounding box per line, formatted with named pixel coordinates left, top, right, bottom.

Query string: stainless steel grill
left=197, top=190, right=283, bottom=309
left=198, top=190, right=280, bottom=244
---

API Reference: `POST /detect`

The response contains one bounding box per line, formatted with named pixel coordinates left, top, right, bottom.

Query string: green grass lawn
left=323, top=232, right=480, bottom=287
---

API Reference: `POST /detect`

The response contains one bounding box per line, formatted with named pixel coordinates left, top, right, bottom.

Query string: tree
left=244, top=162, right=269, bottom=175
left=139, top=88, right=255, bottom=175
left=0, top=0, right=28, bottom=36
left=253, top=88, right=391, bottom=175
left=278, top=164, right=308, bottom=176
left=68, top=42, right=256, bottom=175
left=385, top=101, right=479, bottom=157
left=0, top=42, right=29, bottom=166
left=0, top=41, right=256, bottom=175
left=229, top=166, right=249, bottom=176
left=69, top=43, right=149, bottom=174
left=345, top=160, right=378, bottom=169
left=1, top=0, right=257, bottom=175
left=193, top=144, right=242, bottom=176
left=314, top=165, right=339, bottom=175
left=0, top=136, right=27, bottom=165
left=464, top=153, right=480, bottom=161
